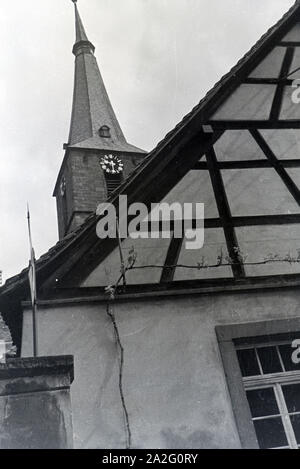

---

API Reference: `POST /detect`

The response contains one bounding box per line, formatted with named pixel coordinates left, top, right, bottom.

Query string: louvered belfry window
left=105, top=173, right=123, bottom=196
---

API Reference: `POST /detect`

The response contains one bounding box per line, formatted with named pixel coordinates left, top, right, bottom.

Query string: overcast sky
left=0, top=0, right=296, bottom=282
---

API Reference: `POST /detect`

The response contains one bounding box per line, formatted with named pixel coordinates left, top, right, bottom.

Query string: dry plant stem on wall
left=106, top=302, right=132, bottom=450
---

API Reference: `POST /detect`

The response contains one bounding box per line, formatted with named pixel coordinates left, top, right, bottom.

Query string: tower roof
left=68, top=0, right=145, bottom=154
left=73, top=0, right=89, bottom=44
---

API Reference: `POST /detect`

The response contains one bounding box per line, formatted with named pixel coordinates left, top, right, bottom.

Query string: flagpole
left=32, top=300, right=38, bottom=358
left=27, top=206, right=38, bottom=357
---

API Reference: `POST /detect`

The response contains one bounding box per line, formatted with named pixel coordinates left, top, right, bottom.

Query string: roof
left=1, top=0, right=300, bottom=299
left=74, top=1, right=89, bottom=44
left=69, top=135, right=146, bottom=154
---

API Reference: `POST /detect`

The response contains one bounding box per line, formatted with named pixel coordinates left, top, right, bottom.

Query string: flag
left=27, top=205, right=36, bottom=307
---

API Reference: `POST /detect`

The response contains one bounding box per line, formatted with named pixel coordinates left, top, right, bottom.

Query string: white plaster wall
left=21, top=290, right=300, bottom=449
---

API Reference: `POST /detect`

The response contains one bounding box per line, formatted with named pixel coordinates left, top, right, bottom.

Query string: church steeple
left=68, top=0, right=142, bottom=153
left=73, top=0, right=89, bottom=42
left=54, top=1, right=145, bottom=240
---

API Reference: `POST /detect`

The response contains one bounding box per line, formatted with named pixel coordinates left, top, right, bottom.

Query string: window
left=216, top=319, right=300, bottom=449
left=105, top=173, right=123, bottom=196
left=237, top=340, right=300, bottom=449
left=99, top=125, right=111, bottom=138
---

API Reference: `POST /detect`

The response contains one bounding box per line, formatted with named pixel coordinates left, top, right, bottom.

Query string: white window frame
left=216, top=319, right=300, bottom=449
left=244, top=375, right=300, bottom=449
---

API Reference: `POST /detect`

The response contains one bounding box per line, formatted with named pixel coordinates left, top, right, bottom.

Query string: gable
left=211, top=22, right=300, bottom=122
left=82, top=137, right=300, bottom=288
left=4, top=3, right=300, bottom=304
left=81, top=13, right=300, bottom=289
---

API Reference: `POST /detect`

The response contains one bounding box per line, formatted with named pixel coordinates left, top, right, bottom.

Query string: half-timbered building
left=2, top=0, right=300, bottom=449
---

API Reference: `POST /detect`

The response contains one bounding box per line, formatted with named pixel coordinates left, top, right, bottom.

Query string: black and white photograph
left=1, top=0, right=300, bottom=454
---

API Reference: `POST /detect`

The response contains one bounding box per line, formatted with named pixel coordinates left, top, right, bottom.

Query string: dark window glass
left=237, top=349, right=260, bottom=377
left=282, top=383, right=300, bottom=413
left=279, top=344, right=300, bottom=372
left=246, top=388, right=279, bottom=418
left=257, top=346, right=283, bottom=374
left=254, top=417, right=288, bottom=449
left=99, top=126, right=111, bottom=138
left=290, top=414, right=300, bottom=444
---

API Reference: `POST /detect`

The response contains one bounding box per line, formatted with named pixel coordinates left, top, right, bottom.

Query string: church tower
left=54, top=0, right=146, bottom=239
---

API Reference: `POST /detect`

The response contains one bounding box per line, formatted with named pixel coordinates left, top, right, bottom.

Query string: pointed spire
left=67, top=0, right=145, bottom=153
left=72, top=0, right=95, bottom=56
left=73, top=0, right=88, bottom=43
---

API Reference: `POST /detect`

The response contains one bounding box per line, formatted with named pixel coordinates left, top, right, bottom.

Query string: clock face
left=100, top=154, right=124, bottom=175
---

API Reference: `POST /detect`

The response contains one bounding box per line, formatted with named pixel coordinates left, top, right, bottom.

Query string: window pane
left=290, top=415, right=300, bottom=444
left=279, top=344, right=300, bottom=372
left=282, top=383, right=300, bottom=413
left=253, top=417, right=288, bottom=449
left=257, top=347, right=283, bottom=374
left=237, top=349, right=260, bottom=377
left=246, top=388, right=279, bottom=418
